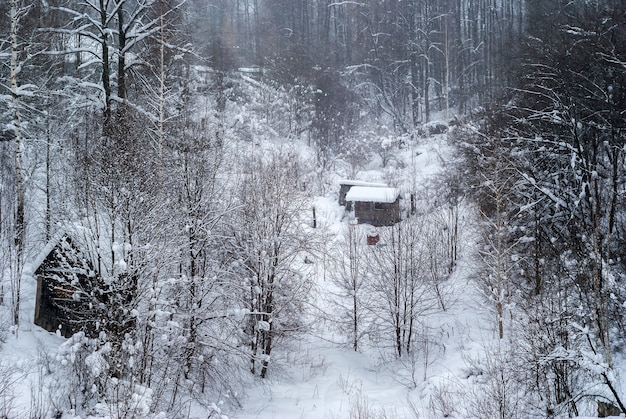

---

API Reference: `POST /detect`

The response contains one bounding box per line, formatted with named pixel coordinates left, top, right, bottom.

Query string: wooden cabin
left=345, top=186, right=401, bottom=227
left=33, top=235, right=98, bottom=337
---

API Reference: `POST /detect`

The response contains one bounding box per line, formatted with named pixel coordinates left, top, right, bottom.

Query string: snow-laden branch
left=344, top=63, right=376, bottom=75
left=12, top=84, right=38, bottom=97
left=77, top=81, right=106, bottom=94
left=598, top=52, right=626, bottom=70
left=121, top=26, right=160, bottom=54
left=44, top=25, right=102, bottom=42
left=519, top=172, right=567, bottom=209
left=109, top=94, right=159, bottom=123
left=123, top=3, right=152, bottom=33
left=53, top=7, right=107, bottom=36
left=78, top=57, right=105, bottom=71
left=328, top=2, right=365, bottom=7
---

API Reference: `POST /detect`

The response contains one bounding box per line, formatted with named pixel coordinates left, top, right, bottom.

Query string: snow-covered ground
left=0, top=266, right=65, bottom=416
left=237, top=261, right=488, bottom=418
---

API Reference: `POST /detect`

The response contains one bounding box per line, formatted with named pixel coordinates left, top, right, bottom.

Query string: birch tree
left=0, top=0, right=33, bottom=334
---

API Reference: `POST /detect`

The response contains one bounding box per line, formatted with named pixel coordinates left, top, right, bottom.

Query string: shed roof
left=26, top=231, right=66, bottom=276
left=345, top=186, right=400, bottom=203
left=338, top=179, right=388, bottom=188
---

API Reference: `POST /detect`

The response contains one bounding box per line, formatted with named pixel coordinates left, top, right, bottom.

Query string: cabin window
left=374, top=202, right=385, bottom=210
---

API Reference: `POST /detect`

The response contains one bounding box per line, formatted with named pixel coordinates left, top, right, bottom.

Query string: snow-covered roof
left=345, top=186, right=400, bottom=203
left=238, top=66, right=263, bottom=74
left=25, top=224, right=97, bottom=278
left=25, top=231, right=67, bottom=277
left=339, top=179, right=388, bottom=188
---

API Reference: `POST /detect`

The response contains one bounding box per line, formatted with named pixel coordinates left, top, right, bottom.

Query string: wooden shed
left=33, top=234, right=98, bottom=337
left=345, top=186, right=401, bottom=227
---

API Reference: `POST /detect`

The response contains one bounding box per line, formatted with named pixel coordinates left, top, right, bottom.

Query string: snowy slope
left=233, top=131, right=497, bottom=418
left=0, top=267, right=65, bottom=417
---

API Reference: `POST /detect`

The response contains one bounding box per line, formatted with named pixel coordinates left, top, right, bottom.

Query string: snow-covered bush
left=49, top=331, right=158, bottom=417
left=0, top=360, right=20, bottom=418
left=461, top=343, right=529, bottom=419
left=50, top=332, right=110, bottom=414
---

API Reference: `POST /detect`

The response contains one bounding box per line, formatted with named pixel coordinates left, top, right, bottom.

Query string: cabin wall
left=34, top=275, right=78, bottom=337
left=354, top=200, right=401, bottom=226
left=33, top=236, right=96, bottom=338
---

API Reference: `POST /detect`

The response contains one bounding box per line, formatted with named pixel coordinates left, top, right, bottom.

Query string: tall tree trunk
left=99, top=0, right=112, bottom=133
left=117, top=5, right=127, bottom=101
left=410, top=53, right=421, bottom=127
left=45, top=100, right=52, bottom=242
left=10, top=0, right=26, bottom=334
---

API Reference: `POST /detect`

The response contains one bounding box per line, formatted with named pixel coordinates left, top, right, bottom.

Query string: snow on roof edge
left=339, top=179, right=388, bottom=188
left=24, top=230, right=67, bottom=277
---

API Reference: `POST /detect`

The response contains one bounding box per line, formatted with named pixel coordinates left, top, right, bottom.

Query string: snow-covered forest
left=1, top=0, right=625, bottom=417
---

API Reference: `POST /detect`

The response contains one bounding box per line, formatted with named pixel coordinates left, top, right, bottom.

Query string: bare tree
left=367, top=215, right=446, bottom=358
left=327, top=223, right=370, bottom=351
left=229, top=150, right=314, bottom=378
